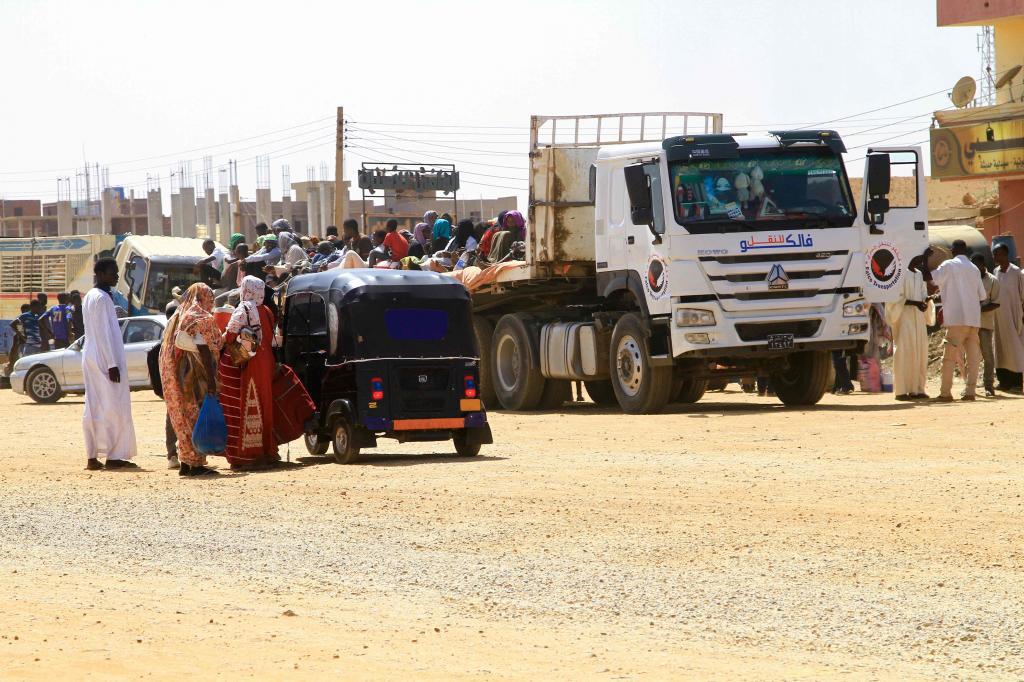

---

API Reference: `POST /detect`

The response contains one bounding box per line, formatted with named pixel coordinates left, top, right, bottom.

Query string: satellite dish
left=995, top=64, right=1022, bottom=90
left=951, top=76, right=977, bottom=108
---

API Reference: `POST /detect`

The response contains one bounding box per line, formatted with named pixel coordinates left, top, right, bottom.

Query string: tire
left=584, top=380, right=618, bottom=407
left=331, top=418, right=361, bottom=464
left=304, top=431, right=328, bottom=456
left=707, top=378, right=728, bottom=392
left=472, top=315, right=498, bottom=408
left=609, top=313, right=673, bottom=414
left=26, top=366, right=62, bottom=404
left=673, top=377, right=708, bottom=404
left=453, top=429, right=482, bottom=457
left=771, top=350, right=831, bottom=406
left=492, top=314, right=546, bottom=411
left=538, top=379, right=571, bottom=410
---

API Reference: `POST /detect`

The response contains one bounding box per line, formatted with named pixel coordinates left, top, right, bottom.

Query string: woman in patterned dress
left=218, top=276, right=278, bottom=470
left=158, top=283, right=223, bottom=477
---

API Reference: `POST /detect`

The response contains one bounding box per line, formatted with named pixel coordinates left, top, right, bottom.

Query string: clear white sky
left=0, top=0, right=979, bottom=211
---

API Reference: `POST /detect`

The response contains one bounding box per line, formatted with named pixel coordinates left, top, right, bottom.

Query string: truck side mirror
left=624, top=164, right=653, bottom=226
left=865, top=153, right=891, bottom=232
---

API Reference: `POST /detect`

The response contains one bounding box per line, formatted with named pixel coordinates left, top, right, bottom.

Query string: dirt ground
left=0, top=381, right=1021, bottom=680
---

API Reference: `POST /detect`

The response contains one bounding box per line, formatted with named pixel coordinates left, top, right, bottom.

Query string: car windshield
left=669, top=148, right=855, bottom=233
left=145, top=264, right=199, bottom=310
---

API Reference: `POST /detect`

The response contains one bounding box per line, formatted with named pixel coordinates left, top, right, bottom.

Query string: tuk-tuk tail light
left=463, top=374, right=477, bottom=399
left=370, top=376, right=385, bottom=401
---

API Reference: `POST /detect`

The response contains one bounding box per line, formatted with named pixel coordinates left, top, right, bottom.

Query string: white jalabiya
left=885, top=268, right=933, bottom=396
left=993, top=263, right=1024, bottom=373
left=81, top=287, right=137, bottom=461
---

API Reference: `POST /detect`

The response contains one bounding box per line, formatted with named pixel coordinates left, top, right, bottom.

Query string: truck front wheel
left=770, top=350, right=831, bottom=406
left=673, top=378, right=708, bottom=404
left=610, top=313, right=673, bottom=414
left=492, top=314, right=546, bottom=411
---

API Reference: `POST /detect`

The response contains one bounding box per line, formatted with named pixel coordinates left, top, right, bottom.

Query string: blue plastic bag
left=192, top=394, right=227, bottom=455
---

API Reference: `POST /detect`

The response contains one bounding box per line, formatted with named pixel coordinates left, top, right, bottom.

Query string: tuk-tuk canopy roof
left=286, top=269, right=470, bottom=304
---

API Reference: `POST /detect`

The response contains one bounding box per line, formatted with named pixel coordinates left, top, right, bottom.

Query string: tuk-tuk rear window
left=384, top=308, right=448, bottom=341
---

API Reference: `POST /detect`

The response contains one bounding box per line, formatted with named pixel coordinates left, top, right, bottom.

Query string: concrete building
left=934, top=1, right=1024, bottom=245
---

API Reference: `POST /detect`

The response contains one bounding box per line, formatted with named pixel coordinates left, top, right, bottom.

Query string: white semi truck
left=470, top=112, right=929, bottom=413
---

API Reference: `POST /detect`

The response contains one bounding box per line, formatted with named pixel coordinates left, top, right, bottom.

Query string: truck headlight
left=843, top=300, right=867, bottom=317
left=675, top=308, right=716, bottom=327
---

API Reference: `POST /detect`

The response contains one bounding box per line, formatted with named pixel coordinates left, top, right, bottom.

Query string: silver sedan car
left=11, top=315, right=166, bottom=403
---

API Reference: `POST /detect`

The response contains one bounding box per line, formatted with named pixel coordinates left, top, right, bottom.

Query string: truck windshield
left=669, top=149, right=855, bottom=232
left=145, top=264, right=198, bottom=310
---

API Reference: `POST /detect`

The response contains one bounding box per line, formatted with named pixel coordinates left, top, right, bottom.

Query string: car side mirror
left=624, top=164, right=653, bottom=226
left=866, top=153, right=890, bottom=233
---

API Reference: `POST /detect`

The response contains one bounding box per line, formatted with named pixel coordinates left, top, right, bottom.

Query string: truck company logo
left=865, top=242, right=902, bottom=290
left=766, top=264, right=790, bottom=290
left=645, top=255, right=668, bottom=300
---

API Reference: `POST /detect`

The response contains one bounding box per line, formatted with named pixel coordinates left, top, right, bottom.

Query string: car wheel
left=331, top=418, right=361, bottom=464
left=472, top=315, right=498, bottom=408
left=453, top=429, right=481, bottom=457
left=492, top=314, right=545, bottom=411
left=26, top=367, right=62, bottom=404
left=610, top=313, right=673, bottom=414
left=304, top=431, right=328, bottom=456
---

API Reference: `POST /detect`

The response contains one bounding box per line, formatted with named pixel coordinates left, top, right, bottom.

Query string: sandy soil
left=0, top=383, right=1021, bottom=680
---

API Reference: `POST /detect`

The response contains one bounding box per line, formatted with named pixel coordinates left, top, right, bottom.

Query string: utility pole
left=334, top=106, right=344, bottom=227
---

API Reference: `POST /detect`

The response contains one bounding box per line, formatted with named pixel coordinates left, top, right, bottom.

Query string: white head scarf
left=228, top=276, right=266, bottom=337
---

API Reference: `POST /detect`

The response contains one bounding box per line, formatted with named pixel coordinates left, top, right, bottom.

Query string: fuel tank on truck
left=927, top=223, right=991, bottom=269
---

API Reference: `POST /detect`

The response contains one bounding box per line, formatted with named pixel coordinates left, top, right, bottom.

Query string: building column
left=229, top=185, right=242, bottom=238
left=57, top=201, right=73, bottom=236
left=170, top=193, right=183, bottom=237
left=147, top=190, right=163, bottom=236
left=282, top=195, right=293, bottom=229
left=180, top=187, right=197, bottom=238
left=100, top=189, right=115, bottom=234
left=205, top=187, right=217, bottom=242
left=218, top=192, right=230, bottom=244
left=256, top=188, right=273, bottom=230
left=306, top=186, right=320, bottom=237
left=318, top=180, right=333, bottom=238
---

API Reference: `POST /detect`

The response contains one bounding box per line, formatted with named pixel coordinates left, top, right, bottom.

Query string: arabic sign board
left=738, top=233, right=814, bottom=253
left=930, top=117, right=1024, bottom=180
left=357, top=168, right=460, bottom=193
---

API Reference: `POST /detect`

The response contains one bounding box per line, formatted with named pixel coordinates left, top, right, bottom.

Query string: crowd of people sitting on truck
left=194, top=209, right=526, bottom=296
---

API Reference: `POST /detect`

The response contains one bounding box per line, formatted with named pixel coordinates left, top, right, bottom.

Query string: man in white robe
left=991, top=244, right=1024, bottom=393
left=82, top=258, right=138, bottom=470
left=885, top=256, right=933, bottom=400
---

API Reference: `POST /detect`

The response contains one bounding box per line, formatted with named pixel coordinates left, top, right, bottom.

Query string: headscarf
left=278, top=231, right=296, bottom=252
left=227, top=275, right=266, bottom=337
left=503, top=210, right=525, bottom=229
left=455, top=219, right=474, bottom=249
left=432, top=218, right=452, bottom=241
left=423, top=210, right=438, bottom=225
left=229, top=233, right=246, bottom=251
left=177, top=283, right=215, bottom=335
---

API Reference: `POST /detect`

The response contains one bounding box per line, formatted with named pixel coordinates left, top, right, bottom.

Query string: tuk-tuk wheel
left=304, top=432, right=329, bottom=456
left=453, top=430, right=481, bottom=457
left=332, top=419, right=361, bottom=464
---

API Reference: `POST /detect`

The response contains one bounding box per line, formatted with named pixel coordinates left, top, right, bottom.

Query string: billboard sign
left=931, top=118, right=1024, bottom=180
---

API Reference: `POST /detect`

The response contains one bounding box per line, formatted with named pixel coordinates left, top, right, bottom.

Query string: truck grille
left=735, top=320, right=821, bottom=342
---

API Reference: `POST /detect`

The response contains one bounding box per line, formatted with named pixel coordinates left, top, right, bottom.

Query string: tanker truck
left=470, top=112, right=929, bottom=414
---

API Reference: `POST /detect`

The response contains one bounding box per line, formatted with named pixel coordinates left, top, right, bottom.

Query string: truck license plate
left=767, top=334, right=794, bottom=350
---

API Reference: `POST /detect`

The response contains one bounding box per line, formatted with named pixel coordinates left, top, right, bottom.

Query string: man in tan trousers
left=923, top=240, right=987, bottom=402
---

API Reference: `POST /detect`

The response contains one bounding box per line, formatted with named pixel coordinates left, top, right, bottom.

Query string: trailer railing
left=529, top=112, right=724, bottom=151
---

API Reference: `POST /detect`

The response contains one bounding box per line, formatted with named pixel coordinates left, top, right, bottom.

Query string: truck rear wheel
left=771, top=350, right=831, bottom=406
left=673, top=378, right=708, bottom=404
left=610, top=313, right=673, bottom=414
left=584, top=380, right=618, bottom=407
left=472, top=316, right=498, bottom=408
left=492, top=314, right=545, bottom=411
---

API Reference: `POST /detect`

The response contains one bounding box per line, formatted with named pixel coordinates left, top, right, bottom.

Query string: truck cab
left=113, top=235, right=224, bottom=315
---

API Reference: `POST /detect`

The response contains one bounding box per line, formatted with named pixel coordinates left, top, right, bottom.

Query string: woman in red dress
left=218, top=276, right=278, bottom=470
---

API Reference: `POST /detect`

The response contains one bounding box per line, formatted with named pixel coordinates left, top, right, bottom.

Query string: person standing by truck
left=923, top=241, right=987, bottom=402
left=41, top=293, right=74, bottom=348
left=886, top=256, right=932, bottom=400
left=18, top=299, right=43, bottom=357
left=991, top=243, right=1024, bottom=393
